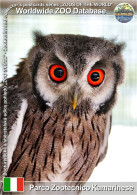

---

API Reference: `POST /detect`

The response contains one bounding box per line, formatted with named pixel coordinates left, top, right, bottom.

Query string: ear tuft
left=32, top=31, right=53, bottom=50
left=32, top=30, right=45, bottom=45
left=114, top=43, right=125, bottom=54
left=111, top=42, right=126, bottom=56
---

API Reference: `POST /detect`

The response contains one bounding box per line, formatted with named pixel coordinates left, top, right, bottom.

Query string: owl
left=0, top=32, right=124, bottom=182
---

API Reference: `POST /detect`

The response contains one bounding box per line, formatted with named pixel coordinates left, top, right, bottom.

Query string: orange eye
left=87, top=69, right=104, bottom=86
left=49, top=65, right=67, bottom=82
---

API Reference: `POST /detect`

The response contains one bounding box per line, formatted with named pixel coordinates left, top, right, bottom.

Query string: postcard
left=0, top=0, right=137, bottom=194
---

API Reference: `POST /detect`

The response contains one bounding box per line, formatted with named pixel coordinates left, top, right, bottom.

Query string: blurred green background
left=0, top=12, right=137, bottom=126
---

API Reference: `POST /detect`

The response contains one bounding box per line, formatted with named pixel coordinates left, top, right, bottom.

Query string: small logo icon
left=3, top=177, right=24, bottom=192
left=114, top=3, right=134, bottom=23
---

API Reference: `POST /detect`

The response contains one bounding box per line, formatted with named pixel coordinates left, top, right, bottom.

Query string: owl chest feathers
left=7, top=99, right=110, bottom=181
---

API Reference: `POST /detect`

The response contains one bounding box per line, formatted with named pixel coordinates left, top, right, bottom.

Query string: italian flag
left=4, top=177, right=24, bottom=192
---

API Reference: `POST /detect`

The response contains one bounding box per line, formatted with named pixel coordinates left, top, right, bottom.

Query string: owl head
left=25, top=31, right=124, bottom=115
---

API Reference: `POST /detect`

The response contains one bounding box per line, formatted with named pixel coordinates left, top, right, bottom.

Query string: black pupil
left=91, top=72, right=100, bottom=81
left=54, top=68, right=64, bottom=78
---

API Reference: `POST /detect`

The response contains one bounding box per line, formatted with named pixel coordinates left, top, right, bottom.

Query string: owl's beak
left=73, top=91, right=78, bottom=110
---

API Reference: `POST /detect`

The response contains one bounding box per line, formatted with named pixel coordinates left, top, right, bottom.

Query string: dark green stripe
left=4, top=178, right=10, bottom=191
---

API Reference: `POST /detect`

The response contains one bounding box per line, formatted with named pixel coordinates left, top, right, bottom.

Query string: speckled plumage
left=0, top=32, right=124, bottom=182
left=7, top=103, right=110, bottom=181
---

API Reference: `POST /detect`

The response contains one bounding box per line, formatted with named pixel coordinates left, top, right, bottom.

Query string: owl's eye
left=49, top=65, right=67, bottom=82
left=87, top=69, right=104, bottom=86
